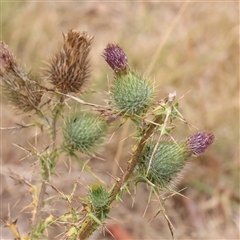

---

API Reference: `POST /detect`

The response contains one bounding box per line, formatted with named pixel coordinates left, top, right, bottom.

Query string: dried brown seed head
left=44, top=30, right=93, bottom=93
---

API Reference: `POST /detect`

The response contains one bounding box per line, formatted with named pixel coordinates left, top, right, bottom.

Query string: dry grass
left=1, top=2, right=239, bottom=240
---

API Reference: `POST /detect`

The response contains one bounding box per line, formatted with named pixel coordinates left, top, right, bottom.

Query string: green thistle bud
left=110, top=71, right=154, bottom=116
left=138, top=141, right=190, bottom=188
left=138, top=132, right=214, bottom=188
left=88, top=184, right=109, bottom=208
left=63, top=112, right=108, bottom=155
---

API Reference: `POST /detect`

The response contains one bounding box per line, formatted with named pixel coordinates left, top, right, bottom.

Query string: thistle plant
left=1, top=30, right=214, bottom=240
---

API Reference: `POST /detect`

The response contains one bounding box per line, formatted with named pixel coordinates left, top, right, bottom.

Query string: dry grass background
left=1, top=1, right=239, bottom=240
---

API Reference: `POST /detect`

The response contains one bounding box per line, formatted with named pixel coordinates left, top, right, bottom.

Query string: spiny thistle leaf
left=43, top=29, right=93, bottom=93
left=39, top=149, right=58, bottom=175
left=0, top=41, right=42, bottom=112
left=63, top=112, right=108, bottom=155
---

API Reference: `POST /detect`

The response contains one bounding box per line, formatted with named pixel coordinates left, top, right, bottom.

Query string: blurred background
left=1, top=1, right=239, bottom=239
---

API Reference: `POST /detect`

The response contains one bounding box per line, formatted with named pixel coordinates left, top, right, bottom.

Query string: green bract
left=63, top=112, right=108, bottom=155
left=110, top=71, right=154, bottom=116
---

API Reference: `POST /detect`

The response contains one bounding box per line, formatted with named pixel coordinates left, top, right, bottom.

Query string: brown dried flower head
left=44, top=30, right=93, bottom=93
left=0, top=41, right=42, bottom=113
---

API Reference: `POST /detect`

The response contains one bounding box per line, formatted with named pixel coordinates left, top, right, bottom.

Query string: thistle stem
left=108, top=115, right=163, bottom=204
left=32, top=99, right=63, bottom=231
left=32, top=177, right=47, bottom=228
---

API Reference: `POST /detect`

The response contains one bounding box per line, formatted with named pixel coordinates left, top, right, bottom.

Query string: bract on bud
left=103, top=44, right=128, bottom=74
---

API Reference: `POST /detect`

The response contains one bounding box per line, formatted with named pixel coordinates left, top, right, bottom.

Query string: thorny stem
left=32, top=98, right=63, bottom=231
left=108, top=115, right=163, bottom=203
left=32, top=178, right=47, bottom=229
left=78, top=115, right=163, bottom=240
left=51, top=96, right=64, bottom=148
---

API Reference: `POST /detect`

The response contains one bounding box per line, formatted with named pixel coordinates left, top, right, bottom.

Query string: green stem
left=32, top=97, right=64, bottom=232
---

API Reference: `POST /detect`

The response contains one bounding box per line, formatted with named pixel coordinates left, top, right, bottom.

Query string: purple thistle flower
left=0, top=41, right=15, bottom=75
left=187, top=132, right=214, bottom=155
left=102, top=44, right=128, bottom=73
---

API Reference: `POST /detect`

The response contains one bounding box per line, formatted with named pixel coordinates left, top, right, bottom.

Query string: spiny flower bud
left=44, top=30, right=93, bottom=93
left=0, top=41, right=42, bottom=113
left=88, top=184, right=109, bottom=208
left=102, top=44, right=128, bottom=74
left=110, top=71, right=154, bottom=116
left=63, top=112, right=108, bottom=155
left=137, top=132, right=214, bottom=189
left=187, top=132, right=214, bottom=156
left=138, top=141, right=191, bottom=189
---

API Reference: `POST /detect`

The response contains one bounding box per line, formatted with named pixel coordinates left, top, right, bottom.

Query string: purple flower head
left=0, top=41, right=15, bottom=74
left=102, top=44, right=128, bottom=73
left=187, top=132, right=214, bottom=155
